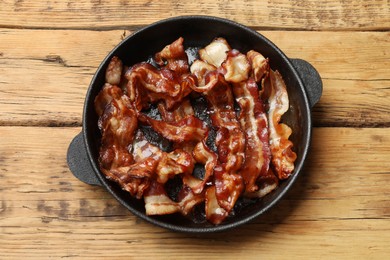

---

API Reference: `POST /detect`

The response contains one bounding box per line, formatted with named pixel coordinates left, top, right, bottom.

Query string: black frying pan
left=67, top=16, right=322, bottom=233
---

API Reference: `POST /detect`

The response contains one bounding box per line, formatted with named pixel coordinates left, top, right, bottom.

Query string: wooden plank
left=0, top=126, right=389, bottom=258
left=0, top=0, right=389, bottom=30
left=1, top=29, right=389, bottom=127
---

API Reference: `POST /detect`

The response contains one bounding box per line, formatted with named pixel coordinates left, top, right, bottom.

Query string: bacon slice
left=199, top=37, right=231, bottom=67
left=138, top=113, right=209, bottom=144
left=233, top=78, right=276, bottom=195
left=182, top=140, right=217, bottom=194
left=105, top=56, right=123, bottom=85
left=94, top=83, right=123, bottom=117
left=214, top=165, right=244, bottom=212
left=144, top=180, right=205, bottom=216
left=154, top=37, right=189, bottom=75
left=144, top=181, right=180, bottom=215
left=262, top=70, right=297, bottom=179
left=190, top=59, right=217, bottom=88
left=221, top=49, right=277, bottom=197
left=158, top=98, right=194, bottom=123
left=204, top=72, right=245, bottom=172
left=205, top=186, right=228, bottom=225
left=222, top=49, right=251, bottom=83
left=132, top=131, right=194, bottom=184
left=247, top=50, right=269, bottom=83
left=125, top=63, right=194, bottom=110
left=95, top=84, right=147, bottom=197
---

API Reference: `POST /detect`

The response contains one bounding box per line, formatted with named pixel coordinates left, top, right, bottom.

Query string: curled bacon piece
left=199, top=37, right=231, bottom=67
left=125, top=63, right=194, bottom=110
left=247, top=50, right=269, bottom=83
left=233, top=78, right=275, bottom=194
left=222, top=49, right=251, bottom=83
left=144, top=181, right=180, bottom=215
left=158, top=98, right=194, bottom=123
left=190, top=64, right=245, bottom=219
left=214, top=165, right=244, bottom=212
left=144, top=181, right=205, bottom=216
left=262, top=70, right=297, bottom=179
left=105, top=56, right=123, bottom=85
left=183, top=140, right=217, bottom=194
left=204, top=72, right=245, bottom=172
left=205, top=186, right=228, bottom=225
left=95, top=85, right=145, bottom=197
left=132, top=131, right=194, bottom=184
left=155, top=37, right=189, bottom=75
left=138, top=113, right=209, bottom=144
left=94, top=83, right=123, bottom=117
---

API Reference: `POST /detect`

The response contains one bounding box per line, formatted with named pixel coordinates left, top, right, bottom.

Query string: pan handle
left=290, top=58, right=323, bottom=108
left=67, top=132, right=102, bottom=186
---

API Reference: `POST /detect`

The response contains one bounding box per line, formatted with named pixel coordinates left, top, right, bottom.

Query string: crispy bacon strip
left=144, top=181, right=205, bottom=216
left=191, top=51, right=246, bottom=216
left=157, top=95, right=214, bottom=196
left=262, top=70, right=297, bottom=179
left=199, top=37, right=231, bottom=67
left=205, top=186, right=228, bottom=225
left=222, top=49, right=251, bottom=83
left=138, top=113, right=209, bottom=144
left=144, top=181, right=180, bottom=215
left=221, top=50, right=275, bottom=195
left=95, top=84, right=147, bottom=197
left=190, top=60, right=217, bottom=88
left=105, top=56, right=123, bottom=85
left=132, top=132, right=203, bottom=216
left=132, top=131, right=194, bottom=184
left=182, top=140, right=217, bottom=194
left=233, top=79, right=276, bottom=194
left=125, top=63, right=194, bottom=110
left=157, top=98, right=194, bottom=123
left=94, top=83, right=123, bottom=117
left=214, top=165, right=244, bottom=211
left=204, top=72, right=245, bottom=172
left=154, top=37, right=189, bottom=75
left=247, top=50, right=269, bottom=83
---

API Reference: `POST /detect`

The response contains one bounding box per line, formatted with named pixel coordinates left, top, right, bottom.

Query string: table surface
left=1, top=0, right=389, bottom=259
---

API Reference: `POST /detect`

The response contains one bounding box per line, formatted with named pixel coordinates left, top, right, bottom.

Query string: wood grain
left=0, top=0, right=389, bottom=30
left=0, top=126, right=389, bottom=258
left=0, top=29, right=389, bottom=127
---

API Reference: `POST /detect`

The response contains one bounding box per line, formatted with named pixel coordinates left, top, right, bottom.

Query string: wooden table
left=1, top=1, right=389, bottom=259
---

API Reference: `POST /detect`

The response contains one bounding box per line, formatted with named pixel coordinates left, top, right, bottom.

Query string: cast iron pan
left=67, top=16, right=322, bottom=233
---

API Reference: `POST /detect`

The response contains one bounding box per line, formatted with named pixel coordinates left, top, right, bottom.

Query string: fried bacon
left=157, top=98, right=194, bottom=123
left=222, top=49, right=251, bottom=83
left=247, top=50, right=269, bottom=83
left=95, top=37, right=297, bottom=225
left=95, top=84, right=144, bottom=197
left=262, top=70, right=297, bottom=179
left=221, top=50, right=276, bottom=196
left=190, top=58, right=245, bottom=218
left=182, top=140, right=217, bottom=194
left=199, top=37, right=231, bottom=67
left=94, top=83, right=123, bottom=117
left=132, top=131, right=194, bottom=184
left=125, top=63, right=194, bottom=110
left=105, top=56, right=123, bottom=85
left=205, top=186, right=228, bottom=225
left=138, top=113, right=209, bottom=144
left=155, top=37, right=189, bottom=75
left=233, top=78, right=276, bottom=195
left=144, top=181, right=205, bottom=216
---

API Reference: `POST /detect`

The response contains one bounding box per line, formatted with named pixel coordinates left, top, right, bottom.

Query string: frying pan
left=67, top=16, right=322, bottom=233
